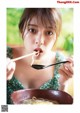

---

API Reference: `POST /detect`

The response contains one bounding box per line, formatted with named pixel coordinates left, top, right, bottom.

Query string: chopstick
left=11, top=52, right=36, bottom=62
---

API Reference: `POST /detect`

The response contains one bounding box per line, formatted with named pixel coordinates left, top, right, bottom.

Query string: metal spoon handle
left=45, top=61, right=69, bottom=68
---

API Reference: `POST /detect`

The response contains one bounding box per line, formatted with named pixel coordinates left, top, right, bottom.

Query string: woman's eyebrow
left=28, top=24, right=54, bottom=30
left=46, top=26, right=54, bottom=29
left=28, top=24, right=38, bottom=27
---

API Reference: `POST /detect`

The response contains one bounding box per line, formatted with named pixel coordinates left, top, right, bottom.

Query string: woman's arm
left=6, top=58, right=16, bottom=80
left=7, top=47, right=16, bottom=80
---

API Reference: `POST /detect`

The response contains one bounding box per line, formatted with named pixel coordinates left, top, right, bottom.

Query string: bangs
left=27, top=9, right=56, bottom=30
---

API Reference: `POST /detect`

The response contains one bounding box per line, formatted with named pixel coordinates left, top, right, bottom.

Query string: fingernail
left=64, top=66, right=68, bottom=70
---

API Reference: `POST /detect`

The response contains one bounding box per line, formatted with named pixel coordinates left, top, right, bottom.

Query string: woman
left=7, top=8, right=73, bottom=104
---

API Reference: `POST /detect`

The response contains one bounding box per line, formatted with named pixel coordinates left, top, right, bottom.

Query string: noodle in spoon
left=31, top=51, right=39, bottom=65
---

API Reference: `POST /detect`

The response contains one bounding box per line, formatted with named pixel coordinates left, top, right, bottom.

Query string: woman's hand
left=59, top=57, right=74, bottom=83
left=6, top=58, right=16, bottom=80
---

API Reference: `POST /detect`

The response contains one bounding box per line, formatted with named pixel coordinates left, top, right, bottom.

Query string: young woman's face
left=23, top=17, right=56, bottom=59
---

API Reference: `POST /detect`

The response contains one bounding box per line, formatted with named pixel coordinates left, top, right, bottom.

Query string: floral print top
left=7, top=46, right=65, bottom=104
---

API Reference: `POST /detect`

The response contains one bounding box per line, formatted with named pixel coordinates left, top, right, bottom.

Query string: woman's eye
left=46, top=31, right=53, bottom=36
left=28, top=28, right=37, bottom=34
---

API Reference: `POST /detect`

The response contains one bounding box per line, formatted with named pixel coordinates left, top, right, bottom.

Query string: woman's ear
left=53, top=33, right=57, bottom=44
left=52, top=33, right=57, bottom=50
left=54, top=33, right=57, bottom=41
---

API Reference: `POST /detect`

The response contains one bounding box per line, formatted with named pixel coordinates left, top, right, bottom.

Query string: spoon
left=32, top=61, right=69, bottom=70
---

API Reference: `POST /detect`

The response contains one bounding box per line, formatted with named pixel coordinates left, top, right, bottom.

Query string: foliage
left=54, top=8, right=73, bottom=55
left=7, top=8, right=24, bottom=45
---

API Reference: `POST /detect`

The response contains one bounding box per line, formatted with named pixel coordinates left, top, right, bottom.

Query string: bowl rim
left=11, top=89, right=73, bottom=104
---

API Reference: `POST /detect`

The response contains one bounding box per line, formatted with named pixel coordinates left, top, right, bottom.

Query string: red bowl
left=11, top=89, right=73, bottom=104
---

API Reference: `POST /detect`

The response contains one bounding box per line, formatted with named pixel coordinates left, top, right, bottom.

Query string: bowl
left=11, top=89, right=73, bottom=104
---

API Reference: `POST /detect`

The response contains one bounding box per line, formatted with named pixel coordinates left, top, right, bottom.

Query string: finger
left=7, top=61, right=16, bottom=71
left=6, top=58, right=11, bottom=66
left=63, top=64, right=73, bottom=77
left=7, top=62, right=16, bottom=80
left=66, top=57, right=74, bottom=66
left=59, top=68, right=69, bottom=80
left=59, top=65, right=73, bottom=78
left=7, top=68, right=14, bottom=80
left=63, top=63, right=73, bottom=75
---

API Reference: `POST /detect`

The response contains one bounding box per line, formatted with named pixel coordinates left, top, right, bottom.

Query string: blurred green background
left=7, top=8, right=73, bottom=56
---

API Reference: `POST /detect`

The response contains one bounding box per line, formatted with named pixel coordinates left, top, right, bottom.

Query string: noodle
left=31, top=55, right=35, bottom=65
left=22, top=96, right=59, bottom=104
left=31, top=51, right=39, bottom=65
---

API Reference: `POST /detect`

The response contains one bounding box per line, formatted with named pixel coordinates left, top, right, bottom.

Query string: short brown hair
left=19, top=8, right=62, bottom=38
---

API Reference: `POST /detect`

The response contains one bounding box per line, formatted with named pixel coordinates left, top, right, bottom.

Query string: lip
left=34, top=48, right=43, bottom=53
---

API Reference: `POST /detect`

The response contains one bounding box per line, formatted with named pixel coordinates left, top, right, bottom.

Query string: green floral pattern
left=7, top=47, right=65, bottom=104
left=7, top=76, right=24, bottom=104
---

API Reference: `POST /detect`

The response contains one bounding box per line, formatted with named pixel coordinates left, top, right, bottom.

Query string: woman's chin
left=34, top=55, right=41, bottom=60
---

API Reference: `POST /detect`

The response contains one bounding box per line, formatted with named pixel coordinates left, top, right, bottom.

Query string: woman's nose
left=35, top=35, right=44, bottom=46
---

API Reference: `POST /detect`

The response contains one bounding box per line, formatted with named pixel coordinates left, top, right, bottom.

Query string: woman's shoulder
left=55, top=51, right=66, bottom=62
left=50, top=51, right=66, bottom=62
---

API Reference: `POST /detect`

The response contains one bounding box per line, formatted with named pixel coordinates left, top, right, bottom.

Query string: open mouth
left=34, top=48, right=43, bottom=55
